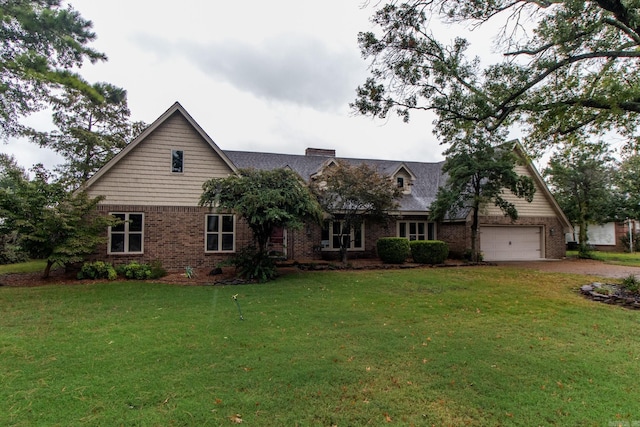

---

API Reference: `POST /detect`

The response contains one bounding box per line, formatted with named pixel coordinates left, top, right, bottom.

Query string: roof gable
left=82, top=102, right=238, bottom=206
left=83, top=102, right=237, bottom=189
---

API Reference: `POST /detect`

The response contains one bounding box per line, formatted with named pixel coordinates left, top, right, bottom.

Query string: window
left=397, top=176, right=404, bottom=188
left=398, top=221, right=435, bottom=241
left=321, top=220, right=364, bottom=251
left=172, top=149, right=184, bottom=173
left=109, top=213, right=144, bottom=254
left=205, top=214, right=235, bottom=252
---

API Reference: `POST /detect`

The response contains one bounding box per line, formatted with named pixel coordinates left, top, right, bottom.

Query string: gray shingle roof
left=223, top=150, right=445, bottom=213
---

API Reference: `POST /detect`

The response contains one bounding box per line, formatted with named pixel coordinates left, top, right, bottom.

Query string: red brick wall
left=92, top=206, right=567, bottom=271
left=95, top=205, right=254, bottom=272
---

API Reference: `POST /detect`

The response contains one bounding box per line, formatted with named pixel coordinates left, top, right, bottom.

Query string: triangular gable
left=389, top=163, right=417, bottom=182
left=82, top=102, right=238, bottom=189
left=309, top=157, right=339, bottom=180
left=512, top=140, right=572, bottom=231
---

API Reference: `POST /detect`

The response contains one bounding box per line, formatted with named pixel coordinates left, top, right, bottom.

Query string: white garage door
left=480, top=226, right=543, bottom=261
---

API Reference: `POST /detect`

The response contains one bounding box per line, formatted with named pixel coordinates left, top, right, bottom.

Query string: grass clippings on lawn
left=1, top=266, right=639, bottom=426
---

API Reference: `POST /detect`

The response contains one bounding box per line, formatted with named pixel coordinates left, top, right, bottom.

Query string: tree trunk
left=470, top=204, right=481, bottom=262
left=42, top=259, right=54, bottom=279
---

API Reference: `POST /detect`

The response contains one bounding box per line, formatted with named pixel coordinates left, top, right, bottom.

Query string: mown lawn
left=1, top=265, right=639, bottom=426
left=567, top=250, right=640, bottom=268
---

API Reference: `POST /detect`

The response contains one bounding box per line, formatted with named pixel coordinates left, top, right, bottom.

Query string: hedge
left=377, top=237, right=410, bottom=264
left=410, top=240, right=449, bottom=265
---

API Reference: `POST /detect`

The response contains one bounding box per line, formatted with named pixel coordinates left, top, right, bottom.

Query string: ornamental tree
left=309, top=160, right=402, bottom=264
left=353, top=1, right=640, bottom=153
left=0, top=162, right=118, bottom=277
left=200, top=168, right=323, bottom=280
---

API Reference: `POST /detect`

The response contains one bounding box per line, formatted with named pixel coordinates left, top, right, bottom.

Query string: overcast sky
left=7, top=0, right=493, bottom=171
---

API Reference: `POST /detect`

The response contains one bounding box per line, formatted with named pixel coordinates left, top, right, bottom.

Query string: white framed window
left=109, top=213, right=144, bottom=254
left=397, top=176, right=404, bottom=188
left=321, top=220, right=364, bottom=251
left=171, top=149, right=184, bottom=173
left=205, top=214, right=235, bottom=252
left=398, top=221, right=435, bottom=241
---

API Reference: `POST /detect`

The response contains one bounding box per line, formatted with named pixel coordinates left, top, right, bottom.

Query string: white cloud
left=8, top=1, right=449, bottom=171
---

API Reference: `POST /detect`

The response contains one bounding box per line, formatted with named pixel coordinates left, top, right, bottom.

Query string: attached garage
left=480, top=226, right=544, bottom=261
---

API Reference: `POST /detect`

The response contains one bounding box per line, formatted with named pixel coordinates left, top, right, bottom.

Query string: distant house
left=82, top=102, right=571, bottom=271
left=568, top=220, right=639, bottom=252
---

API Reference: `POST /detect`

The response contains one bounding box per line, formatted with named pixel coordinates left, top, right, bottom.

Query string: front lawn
left=567, top=250, right=640, bottom=267
left=1, top=266, right=638, bottom=426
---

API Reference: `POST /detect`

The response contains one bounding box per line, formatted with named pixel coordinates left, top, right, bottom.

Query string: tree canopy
left=543, top=140, right=617, bottom=255
left=310, top=160, right=402, bottom=263
left=353, top=0, right=640, bottom=152
left=31, top=82, right=145, bottom=187
left=0, top=161, right=116, bottom=277
left=200, top=167, right=323, bottom=266
left=0, top=0, right=105, bottom=138
left=429, top=130, right=535, bottom=262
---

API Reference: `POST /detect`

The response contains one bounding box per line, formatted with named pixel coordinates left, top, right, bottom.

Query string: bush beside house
left=410, top=240, right=449, bottom=265
left=377, top=237, right=411, bottom=264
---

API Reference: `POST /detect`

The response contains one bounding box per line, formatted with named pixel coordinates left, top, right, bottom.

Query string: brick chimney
left=305, top=148, right=336, bottom=157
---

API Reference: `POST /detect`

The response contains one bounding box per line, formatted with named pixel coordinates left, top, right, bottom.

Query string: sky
left=6, top=0, right=495, bottom=171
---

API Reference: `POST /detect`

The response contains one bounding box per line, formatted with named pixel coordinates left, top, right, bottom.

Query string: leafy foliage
left=410, top=240, right=449, bottom=264
left=77, top=261, right=117, bottom=280
left=229, top=246, right=278, bottom=283
left=353, top=1, right=640, bottom=152
left=429, top=130, right=535, bottom=262
left=310, top=160, right=402, bottom=263
left=0, top=162, right=119, bottom=277
left=200, top=168, right=322, bottom=282
left=543, top=140, right=616, bottom=256
left=621, top=274, right=640, bottom=294
left=376, top=237, right=410, bottom=264
left=30, top=82, right=146, bottom=187
left=0, top=0, right=106, bottom=138
left=201, top=168, right=322, bottom=254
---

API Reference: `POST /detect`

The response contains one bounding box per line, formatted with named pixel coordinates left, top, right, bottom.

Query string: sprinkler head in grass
left=232, top=294, right=244, bottom=320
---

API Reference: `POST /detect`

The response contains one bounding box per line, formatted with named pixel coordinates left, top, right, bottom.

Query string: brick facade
left=95, top=205, right=254, bottom=272
left=92, top=207, right=567, bottom=272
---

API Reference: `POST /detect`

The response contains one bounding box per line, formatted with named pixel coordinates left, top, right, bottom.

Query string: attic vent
left=305, top=148, right=336, bottom=157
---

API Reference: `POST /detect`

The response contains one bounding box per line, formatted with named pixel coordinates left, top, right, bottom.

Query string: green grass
left=0, top=259, right=47, bottom=275
left=567, top=249, right=640, bottom=267
left=2, top=266, right=639, bottom=426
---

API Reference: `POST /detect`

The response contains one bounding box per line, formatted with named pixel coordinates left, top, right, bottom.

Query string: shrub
left=77, top=261, right=117, bottom=280
left=231, top=247, right=277, bottom=283
left=376, top=237, right=410, bottom=264
left=621, top=274, right=640, bottom=294
left=410, top=240, right=449, bottom=265
left=115, top=261, right=167, bottom=280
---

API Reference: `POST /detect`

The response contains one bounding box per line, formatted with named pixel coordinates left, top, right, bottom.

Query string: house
left=568, top=220, right=639, bottom=252
left=82, top=102, right=571, bottom=271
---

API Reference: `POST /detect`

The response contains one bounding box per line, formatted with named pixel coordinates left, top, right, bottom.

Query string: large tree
left=33, top=82, right=145, bottom=187
left=615, top=152, right=640, bottom=221
left=0, top=162, right=116, bottom=277
left=0, top=0, right=105, bottom=138
left=353, top=1, right=640, bottom=152
left=543, top=140, right=617, bottom=255
left=429, top=129, right=536, bottom=262
left=309, top=160, right=402, bottom=264
left=200, top=168, right=323, bottom=281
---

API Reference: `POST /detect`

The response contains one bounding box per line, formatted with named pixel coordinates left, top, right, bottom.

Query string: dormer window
left=172, top=150, right=184, bottom=173
left=397, top=177, right=404, bottom=188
